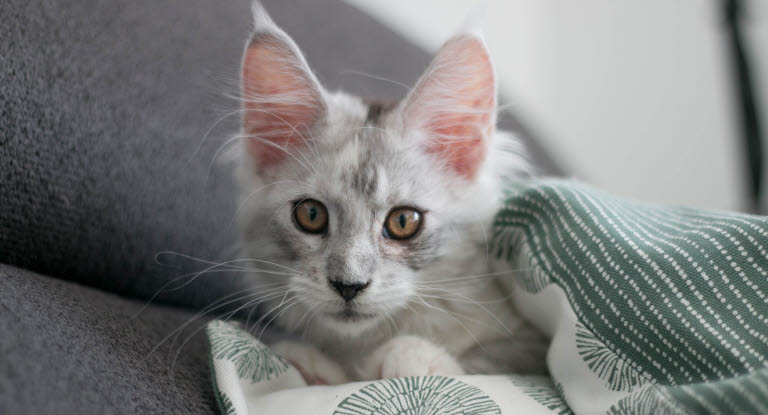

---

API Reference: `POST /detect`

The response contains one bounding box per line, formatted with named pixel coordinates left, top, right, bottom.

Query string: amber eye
left=384, top=207, right=422, bottom=240
left=294, top=199, right=328, bottom=234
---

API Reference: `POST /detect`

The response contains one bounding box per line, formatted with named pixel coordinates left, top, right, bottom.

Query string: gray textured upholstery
left=0, top=0, right=558, bottom=413
left=0, top=264, right=215, bottom=414
left=0, top=0, right=251, bottom=309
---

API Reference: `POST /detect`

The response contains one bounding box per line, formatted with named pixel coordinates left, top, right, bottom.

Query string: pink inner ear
left=405, top=35, right=495, bottom=180
left=242, top=34, right=323, bottom=168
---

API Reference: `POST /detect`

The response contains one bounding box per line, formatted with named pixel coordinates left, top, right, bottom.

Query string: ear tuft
left=402, top=34, right=496, bottom=180
left=250, top=1, right=277, bottom=32
left=241, top=5, right=325, bottom=169
left=459, top=3, right=488, bottom=39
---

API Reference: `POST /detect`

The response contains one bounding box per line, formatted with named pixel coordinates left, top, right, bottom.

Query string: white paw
left=271, top=341, right=349, bottom=385
left=361, top=336, right=465, bottom=380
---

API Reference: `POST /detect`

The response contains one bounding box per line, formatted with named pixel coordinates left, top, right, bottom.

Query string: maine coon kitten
left=236, top=3, right=546, bottom=384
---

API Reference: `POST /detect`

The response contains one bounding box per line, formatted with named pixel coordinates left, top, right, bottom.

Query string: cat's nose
left=330, top=280, right=370, bottom=302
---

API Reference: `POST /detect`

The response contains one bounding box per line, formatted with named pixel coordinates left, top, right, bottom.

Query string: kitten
left=236, top=3, right=546, bottom=384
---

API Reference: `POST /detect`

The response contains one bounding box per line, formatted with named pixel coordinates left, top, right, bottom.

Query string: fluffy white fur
left=235, top=2, right=545, bottom=384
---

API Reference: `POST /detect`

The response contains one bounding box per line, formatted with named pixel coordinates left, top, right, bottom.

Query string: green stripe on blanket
left=495, top=179, right=768, bottom=414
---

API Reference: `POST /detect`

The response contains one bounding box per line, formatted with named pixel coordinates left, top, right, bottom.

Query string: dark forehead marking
left=364, top=98, right=398, bottom=125
left=345, top=153, right=379, bottom=198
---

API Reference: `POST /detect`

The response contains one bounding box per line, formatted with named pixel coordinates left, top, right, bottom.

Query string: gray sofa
left=0, top=1, right=557, bottom=413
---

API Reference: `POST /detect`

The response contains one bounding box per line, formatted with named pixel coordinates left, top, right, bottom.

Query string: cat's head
left=237, top=3, right=527, bottom=336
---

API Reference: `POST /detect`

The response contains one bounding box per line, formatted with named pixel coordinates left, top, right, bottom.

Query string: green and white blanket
left=208, top=179, right=768, bottom=414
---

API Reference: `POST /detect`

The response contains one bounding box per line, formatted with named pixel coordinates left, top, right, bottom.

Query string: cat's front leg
left=271, top=341, right=349, bottom=385
left=360, top=335, right=465, bottom=380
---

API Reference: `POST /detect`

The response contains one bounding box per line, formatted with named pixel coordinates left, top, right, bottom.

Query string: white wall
left=344, top=0, right=768, bottom=212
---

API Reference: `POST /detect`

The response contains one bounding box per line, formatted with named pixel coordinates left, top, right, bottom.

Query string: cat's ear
left=241, top=3, right=325, bottom=169
left=401, top=33, right=496, bottom=180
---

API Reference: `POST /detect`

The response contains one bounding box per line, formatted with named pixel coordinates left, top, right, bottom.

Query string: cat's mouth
left=327, top=308, right=376, bottom=323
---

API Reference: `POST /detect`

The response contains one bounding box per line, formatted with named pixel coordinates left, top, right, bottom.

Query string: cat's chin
left=320, top=309, right=381, bottom=335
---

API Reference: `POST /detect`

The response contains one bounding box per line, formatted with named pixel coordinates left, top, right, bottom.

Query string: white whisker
left=417, top=286, right=516, bottom=337
left=230, top=180, right=309, bottom=227
left=415, top=269, right=527, bottom=286
left=257, top=297, right=303, bottom=341
left=340, top=69, right=411, bottom=91
left=414, top=294, right=486, bottom=352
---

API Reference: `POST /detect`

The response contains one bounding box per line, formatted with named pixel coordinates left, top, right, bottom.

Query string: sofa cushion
left=0, top=264, right=215, bottom=414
